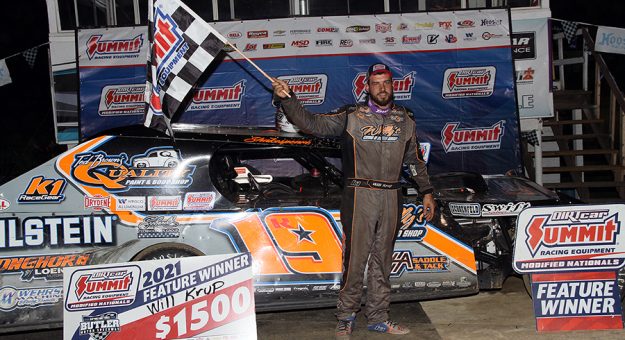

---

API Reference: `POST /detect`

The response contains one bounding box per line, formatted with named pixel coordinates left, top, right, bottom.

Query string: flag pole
left=226, top=42, right=291, bottom=98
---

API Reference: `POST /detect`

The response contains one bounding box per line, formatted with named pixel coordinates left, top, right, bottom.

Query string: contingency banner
left=595, top=26, right=625, bottom=55
left=63, top=253, right=256, bottom=339
left=512, top=17, right=553, bottom=118
left=78, top=9, right=522, bottom=175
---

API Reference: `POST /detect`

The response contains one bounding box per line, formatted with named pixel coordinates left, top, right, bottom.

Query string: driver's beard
left=370, top=92, right=393, bottom=107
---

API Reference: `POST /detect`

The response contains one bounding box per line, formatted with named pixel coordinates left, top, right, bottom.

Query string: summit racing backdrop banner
left=63, top=253, right=257, bottom=339
left=513, top=204, right=625, bottom=274
left=78, top=9, right=522, bottom=175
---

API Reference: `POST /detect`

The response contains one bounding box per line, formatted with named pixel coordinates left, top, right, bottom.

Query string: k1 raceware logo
left=98, top=84, right=145, bottom=116
left=86, top=34, right=143, bottom=60
left=352, top=71, right=415, bottom=102
left=441, top=120, right=505, bottom=152
left=278, top=74, right=328, bottom=105
left=17, top=176, right=66, bottom=203
left=66, top=265, right=141, bottom=311
left=442, top=66, right=496, bottom=98
left=190, top=80, right=245, bottom=110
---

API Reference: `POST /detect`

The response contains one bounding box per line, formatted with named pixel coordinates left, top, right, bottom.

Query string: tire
left=131, top=243, right=204, bottom=261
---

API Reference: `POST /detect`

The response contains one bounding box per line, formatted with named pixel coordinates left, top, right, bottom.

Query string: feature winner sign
left=513, top=204, right=625, bottom=331
left=63, top=253, right=256, bottom=339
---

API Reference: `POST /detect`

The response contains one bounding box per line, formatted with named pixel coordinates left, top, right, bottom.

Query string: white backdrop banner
left=595, top=26, right=625, bottom=55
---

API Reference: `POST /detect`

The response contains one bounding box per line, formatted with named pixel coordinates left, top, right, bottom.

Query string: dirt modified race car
left=0, top=126, right=583, bottom=331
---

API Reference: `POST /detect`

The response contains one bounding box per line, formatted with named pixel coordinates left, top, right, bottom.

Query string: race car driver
left=272, top=63, right=435, bottom=339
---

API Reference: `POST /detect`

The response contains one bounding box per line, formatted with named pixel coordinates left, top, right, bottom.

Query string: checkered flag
left=521, top=130, right=540, bottom=146
left=22, top=46, right=38, bottom=69
left=144, top=0, right=227, bottom=135
left=560, top=21, right=578, bottom=48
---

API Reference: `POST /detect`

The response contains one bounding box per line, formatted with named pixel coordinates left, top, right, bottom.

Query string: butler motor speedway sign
left=63, top=253, right=256, bottom=339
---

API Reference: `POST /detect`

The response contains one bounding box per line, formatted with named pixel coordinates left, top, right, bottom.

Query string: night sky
left=0, top=0, right=623, bottom=184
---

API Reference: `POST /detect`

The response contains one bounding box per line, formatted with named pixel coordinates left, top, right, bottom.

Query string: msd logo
left=352, top=71, right=415, bottom=102
left=86, top=34, right=143, bottom=60
left=525, top=210, right=619, bottom=256
left=190, top=80, right=245, bottom=110
left=441, top=120, right=505, bottom=152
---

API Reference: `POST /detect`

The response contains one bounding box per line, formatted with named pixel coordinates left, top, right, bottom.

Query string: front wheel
left=132, top=243, right=204, bottom=261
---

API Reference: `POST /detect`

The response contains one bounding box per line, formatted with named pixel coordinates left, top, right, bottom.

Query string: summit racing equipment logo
left=17, top=176, right=66, bottom=203
left=66, top=265, right=140, bottom=311
left=360, top=124, right=401, bottom=142
left=525, top=209, right=620, bottom=257
left=441, top=120, right=505, bottom=152
left=442, top=66, right=496, bottom=98
left=86, top=34, right=143, bottom=60
left=0, top=254, right=91, bottom=282
left=70, top=147, right=195, bottom=192
left=190, top=80, right=245, bottom=110
left=277, top=74, right=327, bottom=105
left=153, top=8, right=187, bottom=90
left=352, top=71, right=415, bottom=102
left=98, top=84, right=145, bottom=116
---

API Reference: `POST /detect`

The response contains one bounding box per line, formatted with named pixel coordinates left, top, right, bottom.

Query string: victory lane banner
left=513, top=204, right=625, bottom=331
left=63, top=253, right=256, bottom=339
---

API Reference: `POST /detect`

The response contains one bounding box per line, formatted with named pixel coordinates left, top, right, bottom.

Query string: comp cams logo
left=0, top=286, right=63, bottom=311
left=66, top=265, right=141, bottom=311
left=86, top=34, right=143, bottom=60
left=98, top=84, right=145, bottom=116
left=190, top=80, right=245, bottom=110
left=441, top=120, right=505, bottom=153
left=352, top=71, right=415, bottom=102
left=442, top=66, right=496, bottom=99
left=277, top=74, right=328, bottom=105
left=17, top=176, right=66, bottom=203
left=525, top=209, right=620, bottom=257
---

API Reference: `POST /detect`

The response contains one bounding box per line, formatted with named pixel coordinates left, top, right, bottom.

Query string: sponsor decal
left=243, top=43, right=257, bottom=52
left=222, top=43, right=236, bottom=53
left=247, top=30, right=268, bottom=39
left=183, top=192, right=216, bottom=211
left=420, top=142, right=431, bottom=164
left=360, top=124, right=401, bottom=142
left=243, top=136, right=313, bottom=146
left=352, top=71, right=415, bottom=102
left=463, top=32, right=477, bottom=41
left=0, top=286, right=63, bottom=311
left=516, top=67, right=535, bottom=85
left=138, top=215, right=180, bottom=238
left=519, top=94, right=535, bottom=109
left=415, top=281, right=426, bottom=288
left=226, top=31, right=242, bottom=39
left=317, top=27, right=338, bottom=33
left=402, top=35, right=421, bottom=44
left=0, top=198, right=9, bottom=211
left=445, top=34, right=457, bottom=43
left=290, top=29, right=311, bottom=34
left=384, top=37, right=396, bottom=46
left=449, top=202, right=481, bottom=217
left=17, top=176, right=66, bottom=203
left=312, top=285, right=327, bottom=291
left=415, top=22, right=434, bottom=29
left=263, top=43, right=285, bottom=49
left=482, top=32, right=504, bottom=40
left=98, top=84, right=145, bottom=116
left=346, top=25, right=370, bottom=33
left=275, top=287, right=291, bottom=292
left=70, top=147, right=195, bottom=192
left=153, top=8, right=187, bottom=91
left=512, top=32, right=536, bottom=59
left=0, top=215, right=116, bottom=249
left=115, top=196, right=146, bottom=211
left=398, top=23, right=409, bottom=31
left=438, top=21, right=453, bottom=30
left=273, top=30, right=286, bottom=36
left=293, top=286, right=309, bottom=292
left=291, top=40, right=309, bottom=48
left=86, top=34, right=143, bottom=60
left=481, top=18, right=503, bottom=26
left=255, top=287, right=274, bottom=293
left=442, top=280, right=456, bottom=287
left=190, top=80, right=245, bottom=110
left=84, top=195, right=110, bottom=211
left=442, top=66, right=496, bottom=98
left=391, top=251, right=449, bottom=276
left=0, top=254, right=91, bottom=282
left=359, top=38, right=376, bottom=44
left=483, top=202, right=530, bottom=217
left=441, top=120, right=505, bottom=152
left=427, top=281, right=442, bottom=287
left=79, top=312, right=120, bottom=338
left=427, top=34, right=439, bottom=44
left=339, top=39, right=353, bottom=47
left=375, top=23, right=391, bottom=33
left=457, top=20, right=475, bottom=28
left=66, top=265, right=140, bottom=311
left=315, top=39, right=333, bottom=47
left=148, top=196, right=182, bottom=211
left=458, top=277, right=472, bottom=288
left=397, top=204, right=427, bottom=241
left=277, top=74, right=328, bottom=105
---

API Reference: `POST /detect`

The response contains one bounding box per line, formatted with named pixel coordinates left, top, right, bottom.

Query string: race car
left=0, top=126, right=586, bottom=331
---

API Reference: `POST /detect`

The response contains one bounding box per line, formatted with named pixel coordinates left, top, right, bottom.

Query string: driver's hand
left=272, top=78, right=291, bottom=99
left=422, top=193, right=436, bottom=221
